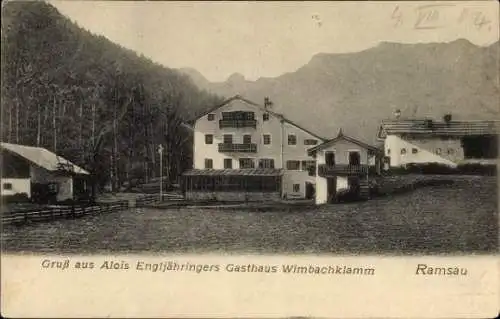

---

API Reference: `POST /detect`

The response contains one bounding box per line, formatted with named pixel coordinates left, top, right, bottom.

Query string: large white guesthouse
left=182, top=95, right=325, bottom=201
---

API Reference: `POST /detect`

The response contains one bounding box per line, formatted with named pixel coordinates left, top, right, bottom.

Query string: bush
left=1, top=193, right=30, bottom=203
left=385, top=162, right=497, bottom=176
left=456, top=163, right=497, bottom=176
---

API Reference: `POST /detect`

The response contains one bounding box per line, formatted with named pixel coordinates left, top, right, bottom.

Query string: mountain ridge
left=178, top=39, right=499, bottom=144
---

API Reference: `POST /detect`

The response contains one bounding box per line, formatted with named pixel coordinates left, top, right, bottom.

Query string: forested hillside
left=1, top=1, right=223, bottom=193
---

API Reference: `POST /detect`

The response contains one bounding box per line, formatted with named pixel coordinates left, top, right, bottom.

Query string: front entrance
left=305, top=182, right=315, bottom=200
left=349, top=151, right=360, bottom=165
left=348, top=177, right=360, bottom=195
left=325, top=152, right=335, bottom=166
left=326, top=177, right=337, bottom=203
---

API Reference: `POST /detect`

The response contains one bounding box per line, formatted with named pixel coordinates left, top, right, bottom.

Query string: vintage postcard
left=1, top=0, right=499, bottom=317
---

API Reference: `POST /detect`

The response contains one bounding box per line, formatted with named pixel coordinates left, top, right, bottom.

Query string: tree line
left=1, top=1, right=224, bottom=194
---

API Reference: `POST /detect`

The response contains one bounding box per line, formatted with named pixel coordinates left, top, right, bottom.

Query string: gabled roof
left=1, top=142, right=89, bottom=175
left=193, top=95, right=326, bottom=141
left=308, top=130, right=380, bottom=156
left=378, top=119, right=500, bottom=138
left=182, top=168, right=284, bottom=176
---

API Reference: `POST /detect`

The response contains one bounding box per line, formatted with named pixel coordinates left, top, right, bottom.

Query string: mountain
left=179, top=39, right=499, bottom=144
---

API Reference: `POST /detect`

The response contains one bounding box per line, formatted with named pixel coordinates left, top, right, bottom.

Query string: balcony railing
left=219, top=119, right=257, bottom=129
left=318, top=164, right=368, bottom=177
left=218, top=143, right=257, bottom=153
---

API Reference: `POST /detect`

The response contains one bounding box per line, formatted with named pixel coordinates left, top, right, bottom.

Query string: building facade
left=377, top=119, right=499, bottom=168
left=1, top=142, right=89, bottom=202
left=308, top=131, right=381, bottom=205
left=185, top=95, right=325, bottom=201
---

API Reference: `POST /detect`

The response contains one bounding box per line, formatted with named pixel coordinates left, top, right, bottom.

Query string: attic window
left=207, top=114, right=215, bottom=121
left=435, top=148, right=442, bottom=155
left=400, top=148, right=407, bottom=155
left=263, top=113, right=269, bottom=121
left=304, top=139, right=318, bottom=145
left=412, top=148, right=418, bottom=154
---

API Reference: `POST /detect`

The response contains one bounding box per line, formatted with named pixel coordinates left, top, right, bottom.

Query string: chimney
left=264, top=97, right=273, bottom=110
left=443, top=114, right=452, bottom=125
left=394, top=109, right=401, bottom=120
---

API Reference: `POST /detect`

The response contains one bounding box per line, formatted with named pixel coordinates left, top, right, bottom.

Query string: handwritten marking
left=414, top=4, right=455, bottom=29
left=392, top=4, right=492, bottom=32
left=312, top=14, right=322, bottom=27
left=459, top=8, right=492, bottom=31
left=391, top=5, right=403, bottom=27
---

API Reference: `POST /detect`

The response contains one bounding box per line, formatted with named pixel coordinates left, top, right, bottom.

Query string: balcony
left=219, top=119, right=257, bottom=129
left=318, top=164, right=368, bottom=177
left=218, top=143, right=257, bottom=153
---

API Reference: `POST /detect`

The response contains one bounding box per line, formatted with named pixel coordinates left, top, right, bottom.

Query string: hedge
left=385, top=163, right=497, bottom=176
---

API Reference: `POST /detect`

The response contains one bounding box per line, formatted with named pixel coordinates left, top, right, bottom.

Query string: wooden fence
left=135, top=194, right=184, bottom=207
left=2, top=201, right=129, bottom=226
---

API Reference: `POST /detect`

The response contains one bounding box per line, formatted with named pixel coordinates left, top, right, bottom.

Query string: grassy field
left=1, top=175, right=497, bottom=255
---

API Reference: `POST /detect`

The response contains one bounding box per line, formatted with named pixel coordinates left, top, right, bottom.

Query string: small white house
left=308, top=130, right=382, bottom=205
left=1, top=142, right=89, bottom=201
left=377, top=119, right=499, bottom=168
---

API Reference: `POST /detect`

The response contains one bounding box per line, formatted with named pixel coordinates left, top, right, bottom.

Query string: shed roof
left=378, top=119, right=500, bottom=138
left=182, top=168, right=284, bottom=176
left=1, top=142, right=89, bottom=175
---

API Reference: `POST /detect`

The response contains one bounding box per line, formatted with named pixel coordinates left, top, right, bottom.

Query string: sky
left=50, top=1, right=499, bottom=82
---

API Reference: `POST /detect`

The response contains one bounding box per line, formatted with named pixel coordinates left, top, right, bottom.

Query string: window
left=435, top=148, right=442, bottom=155
left=304, top=139, right=318, bottom=145
left=239, top=158, right=255, bottom=169
left=412, top=148, right=418, bottom=154
left=293, top=184, right=300, bottom=192
left=387, top=149, right=391, bottom=155
left=286, top=160, right=300, bottom=170
left=3, top=183, right=12, bottom=190
left=224, top=158, right=233, bottom=169
left=204, top=159, right=213, bottom=169
left=207, top=114, right=215, bottom=121
left=301, top=160, right=316, bottom=176
left=400, top=148, right=407, bottom=155
left=263, top=113, right=269, bottom=121
left=243, top=135, right=252, bottom=144
left=301, top=160, right=315, bottom=171
left=288, top=134, right=297, bottom=145
left=259, top=159, right=275, bottom=169
left=263, top=134, right=271, bottom=145
left=308, top=166, right=316, bottom=176
left=222, top=111, right=255, bottom=120
left=447, top=148, right=455, bottom=155
left=205, top=134, right=213, bottom=144
left=223, top=134, right=233, bottom=144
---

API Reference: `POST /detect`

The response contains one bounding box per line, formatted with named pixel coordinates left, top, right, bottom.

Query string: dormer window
left=207, top=114, right=215, bottom=121
left=263, top=113, right=269, bottom=121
